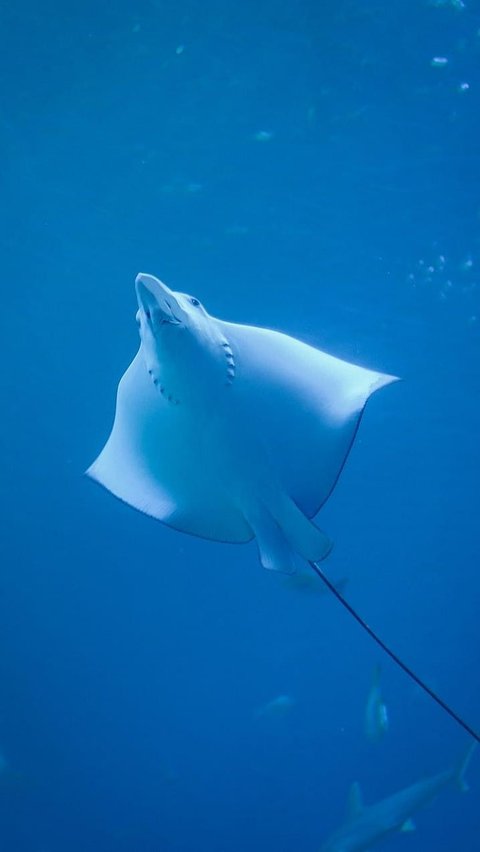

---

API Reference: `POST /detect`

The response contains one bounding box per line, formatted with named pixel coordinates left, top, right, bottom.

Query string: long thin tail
left=309, top=561, right=480, bottom=745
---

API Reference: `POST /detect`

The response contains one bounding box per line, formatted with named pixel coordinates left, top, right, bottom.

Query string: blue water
left=1, top=1, right=479, bottom=849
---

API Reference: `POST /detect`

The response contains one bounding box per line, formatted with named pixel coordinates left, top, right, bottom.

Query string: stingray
left=87, top=273, right=479, bottom=744
left=87, top=273, right=397, bottom=573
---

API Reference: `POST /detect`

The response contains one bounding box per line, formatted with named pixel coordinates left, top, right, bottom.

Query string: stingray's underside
left=87, top=318, right=397, bottom=573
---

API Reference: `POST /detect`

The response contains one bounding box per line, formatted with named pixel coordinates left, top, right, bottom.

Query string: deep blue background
left=1, top=1, right=479, bottom=849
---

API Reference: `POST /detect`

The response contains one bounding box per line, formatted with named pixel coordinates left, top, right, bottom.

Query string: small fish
left=284, top=570, right=349, bottom=597
left=252, top=130, right=274, bottom=142
left=365, top=664, right=389, bottom=742
left=254, top=694, right=295, bottom=719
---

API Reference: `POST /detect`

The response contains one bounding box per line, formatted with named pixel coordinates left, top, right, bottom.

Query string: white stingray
left=87, top=273, right=398, bottom=574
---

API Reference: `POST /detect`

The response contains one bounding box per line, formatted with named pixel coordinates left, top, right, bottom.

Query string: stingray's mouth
left=136, top=273, right=182, bottom=327
left=143, top=296, right=180, bottom=327
left=156, top=313, right=181, bottom=327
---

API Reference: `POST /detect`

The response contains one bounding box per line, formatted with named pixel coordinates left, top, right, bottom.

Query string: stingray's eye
left=145, top=309, right=151, bottom=320
left=190, top=297, right=200, bottom=307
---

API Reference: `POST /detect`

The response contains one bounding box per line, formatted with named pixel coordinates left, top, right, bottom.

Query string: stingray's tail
left=308, top=561, right=480, bottom=746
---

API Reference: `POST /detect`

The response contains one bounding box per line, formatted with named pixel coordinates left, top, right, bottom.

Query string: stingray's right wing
left=222, top=320, right=398, bottom=519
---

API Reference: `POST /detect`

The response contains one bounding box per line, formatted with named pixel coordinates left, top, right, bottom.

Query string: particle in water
left=431, top=56, right=449, bottom=67
left=253, top=130, right=274, bottom=142
left=225, top=225, right=249, bottom=236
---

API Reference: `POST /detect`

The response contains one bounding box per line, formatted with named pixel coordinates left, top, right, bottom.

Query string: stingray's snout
left=135, top=273, right=179, bottom=323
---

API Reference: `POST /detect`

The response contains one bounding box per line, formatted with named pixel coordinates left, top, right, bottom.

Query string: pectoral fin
left=246, top=506, right=296, bottom=574
left=271, top=493, right=333, bottom=563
